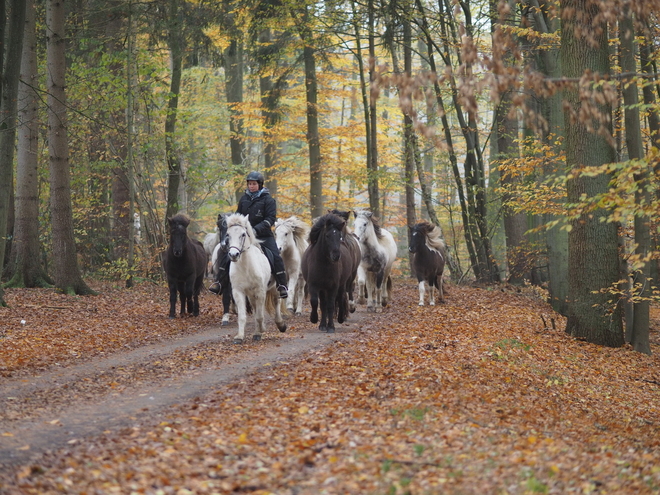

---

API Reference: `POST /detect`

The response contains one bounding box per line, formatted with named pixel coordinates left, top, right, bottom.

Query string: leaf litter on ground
left=0, top=280, right=659, bottom=494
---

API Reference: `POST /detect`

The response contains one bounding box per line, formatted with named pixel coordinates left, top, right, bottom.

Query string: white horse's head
left=352, top=209, right=373, bottom=241
left=224, top=213, right=256, bottom=262
left=275, top=216, right=309, bottom=254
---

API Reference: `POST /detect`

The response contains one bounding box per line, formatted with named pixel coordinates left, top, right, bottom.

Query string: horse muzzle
left=173, top=249, right=183, bottom=257
left=228, top=247, right=241, bottom=261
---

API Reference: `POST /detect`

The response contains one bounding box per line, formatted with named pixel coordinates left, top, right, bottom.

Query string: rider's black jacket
left=236, top=188, right=276, bottom=239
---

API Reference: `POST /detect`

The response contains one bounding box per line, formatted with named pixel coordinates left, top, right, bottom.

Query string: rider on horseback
left=209, top=171, right=288, bottom=299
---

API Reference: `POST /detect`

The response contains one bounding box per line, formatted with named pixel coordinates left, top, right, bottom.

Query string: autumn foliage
left=1, top=281, right=659, bottom=493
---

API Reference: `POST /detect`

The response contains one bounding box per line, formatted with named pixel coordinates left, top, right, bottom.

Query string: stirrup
left=208, top=282, right=222, bottom=295
left=277, top=285, right=288, bottom=299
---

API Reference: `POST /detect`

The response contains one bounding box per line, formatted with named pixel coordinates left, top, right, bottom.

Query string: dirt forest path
left=2, top=282, right=660, bottom=494
left=0, top=297, right=381, bottom=469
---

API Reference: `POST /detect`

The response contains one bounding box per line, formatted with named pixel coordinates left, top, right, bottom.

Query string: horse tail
left=266, top=289, right=289, bottom=316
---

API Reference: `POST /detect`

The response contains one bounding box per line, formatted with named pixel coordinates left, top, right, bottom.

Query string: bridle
left=226, top=224, right=250, bottom=259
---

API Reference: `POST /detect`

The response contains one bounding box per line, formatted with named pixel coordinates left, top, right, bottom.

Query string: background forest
left=1, top=0, right=660, bottom=354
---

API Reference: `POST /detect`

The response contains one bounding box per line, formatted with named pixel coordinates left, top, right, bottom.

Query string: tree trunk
left=165, top=0, right=183, bottom=221
left=7, top=0, right=51, bottom=289
left=0, top=0, right=27, bottom=287
left=561, top=0, right=622, bottom=347
left=620, top=8, right=650, bottom=354
left=298, top=8, right=323, bottom=219
left=47, top=0, right=94, bottom=295
left=367, top=0, right=379, bottom=217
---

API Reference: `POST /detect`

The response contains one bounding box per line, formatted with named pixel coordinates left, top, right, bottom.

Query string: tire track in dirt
left=0, top=310, right=378, bottom=468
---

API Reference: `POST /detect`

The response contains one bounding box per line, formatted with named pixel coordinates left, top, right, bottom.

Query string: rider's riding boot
left=275, top=271, right=288, bottom=299
left=208, top=265, right=227, bottom=295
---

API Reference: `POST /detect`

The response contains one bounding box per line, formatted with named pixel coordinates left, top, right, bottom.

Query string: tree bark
left=620, top=7, right=650, bottom=354
left=561, top=0, right=622, bottom=347
left=0, top=0, right=27, bottom=289
left=6, top=0, right=51, bottom=289
left=165, top=0, right=184, bottom=221
left=47, top=0, right=94, bottom=295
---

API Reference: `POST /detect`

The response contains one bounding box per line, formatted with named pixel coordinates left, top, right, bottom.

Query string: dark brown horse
left=409, top=221, right=446, bottom=305
left=329, top=209, right=362, bottom=313
left=164, top=214, right=207, bottom=318
left=302, top=213, right=356, bottom=332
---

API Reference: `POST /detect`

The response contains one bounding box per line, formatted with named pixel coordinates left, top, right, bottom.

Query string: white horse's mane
left=425, top=224, right=446, bottom=252
left=275, top=216, right=309, bottom=250
left=225, top=213, right=261, bottom=246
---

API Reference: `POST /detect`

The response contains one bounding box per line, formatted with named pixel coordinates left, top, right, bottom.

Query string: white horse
left=353, top=209, right=397, bottom=312
left=274, top=216, right=309, bottom=316
left=223, top=213, right=287, bottom=343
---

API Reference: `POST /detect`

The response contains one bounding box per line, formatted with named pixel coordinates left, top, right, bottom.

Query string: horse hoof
left=253, top=334, right=262, bottom=341
left=310, top=315, right=318, bottom=324
left=278, top=323, right=287, bottom=333
left=326, top=327, right=335, bottom=334
left=295, top=311, right=302, bottom=317
left=418, top=302, right=424, bottom=306
left=233, top=338, right=243, bottom=345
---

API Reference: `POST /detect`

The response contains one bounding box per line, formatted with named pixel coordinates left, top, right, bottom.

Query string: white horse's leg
left=222, top=313, right=230, bottom=325
left=294, top=273, right=305, bottom=315
left=286, top=271, right=297, bottom=313
left=429, top=283, right=436, bottom=306
left=357, top=265, right=367, bottom=305
left=418, top=280, right=425, bottom=306
left=271, top=288, right=287, bottom=332
left=366, top=273, right=376, bottom=313
left=253, top=292, right=265, bottom=341
left=233, top=289, right=247, bottom=344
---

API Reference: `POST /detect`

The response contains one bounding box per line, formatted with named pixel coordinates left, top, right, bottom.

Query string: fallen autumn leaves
left=1, top=281, right=659, bottom=494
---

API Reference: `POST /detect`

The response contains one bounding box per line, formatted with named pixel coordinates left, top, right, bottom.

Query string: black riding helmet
left=246, top=171, right=264, bottom=188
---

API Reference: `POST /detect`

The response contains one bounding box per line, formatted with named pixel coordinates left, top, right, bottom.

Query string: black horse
left=302, top=213, right=356, bottom=332
left=409, top=221, right=446, bottom=306
left=329, top=209, right=362, bottom=313
left=164, top=214, right=207, bottom=318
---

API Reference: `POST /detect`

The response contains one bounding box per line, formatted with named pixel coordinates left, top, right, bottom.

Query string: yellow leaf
left=237, top=432, right=249, bottom=444
left=298, top=406, right=309, bottom=414
left=2, top=432, right=14, bottom=437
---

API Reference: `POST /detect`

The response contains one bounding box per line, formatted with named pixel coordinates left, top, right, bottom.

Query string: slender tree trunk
left=224, top=1, right=245, bottom=198
left=47, top=0, right=94, bottom=295
left=561, top=0, right=622, bottom=347
left=620, top=7, right=650, bottom=354
left=492, top=0, right=526, bottom=284
left=298, top=7, right=323, bottom=219
left=367, top=0, right=379, bottom=217
left=7, top=0, right=50, bottom=288
left=0, top=0, right=27, bottom=286
left=165, top=0, right=183, bottom=221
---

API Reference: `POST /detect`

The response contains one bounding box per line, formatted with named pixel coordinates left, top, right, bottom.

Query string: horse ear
left=365, top=211, right=372, bottom=218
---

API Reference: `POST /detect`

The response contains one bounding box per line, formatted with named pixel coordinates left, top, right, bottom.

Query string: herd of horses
left=165, top=210, right=447, bottom=344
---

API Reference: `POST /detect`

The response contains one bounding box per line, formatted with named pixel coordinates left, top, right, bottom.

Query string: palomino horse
left=163, top=214, right=207, bottom=318
left=409, top=221, right=446, bottom=305
left=302, top=213, right=357, bottom=333
left=274, top=216, right=309, bottom=316
left=352, top=209, right=397, bottom=312
left=223, top=213, right=286, bottom=343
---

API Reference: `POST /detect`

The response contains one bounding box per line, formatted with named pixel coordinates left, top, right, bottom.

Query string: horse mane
left=309, top=213, right=345, bottom=245
left=354, top=208, right=383, bottom=239
left=276, top=216, right=310, bottom=250
left=416, top=221, right=446, bottom=252
left=225, top=213, right=259, bottom=244
left=169, top=213, right=190, bottom=228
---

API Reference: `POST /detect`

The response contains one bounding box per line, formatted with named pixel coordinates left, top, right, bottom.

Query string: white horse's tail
left=266, top=287, right=289, bottom=317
